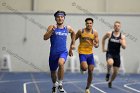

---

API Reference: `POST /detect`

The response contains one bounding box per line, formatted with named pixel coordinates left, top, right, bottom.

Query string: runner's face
left=86, top=20, right=93, bottom=30
left=55, top=15, right=65, bottom=25
left=114, top=23, right=121, bottom=32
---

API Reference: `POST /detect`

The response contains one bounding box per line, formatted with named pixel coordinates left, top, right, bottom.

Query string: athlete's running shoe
left=108, top=82, right=112, bottom=88
left=85, top=89, right=90, bottom=93
left=58, top=85, right=66, bottom=93
left=106, top=73, right=110, bottom=81
left=52, top=87, right=57, bottom=93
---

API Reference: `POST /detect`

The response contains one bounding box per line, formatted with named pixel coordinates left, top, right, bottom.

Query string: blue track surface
left=0, top=72, right=140, bottom=93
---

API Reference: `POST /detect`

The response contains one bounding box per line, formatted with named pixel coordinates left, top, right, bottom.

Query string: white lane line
left=65, top=80, right=85, bottom=93
left=94, top=77, right=137, bottom=93
left=93, top=82, right=107, bottom=85
left=114, top=85, right=132, bottom=93
left=23, top=83, right=27, bottom=93
left=23, top=80, right=86, bottom=93
left=23, top=80, right=49, bottom=93
left=91, top=84, right=107, bottom=93
left=124, top=82, right=140, bottom=93
left=65, top=79, right=107, bottom=93
left=23, top=75, right=46, bottom=93
left=0, top=79, right=31, bottom=83
left=91, top=82, right=107, bottom=93
left=91, top=79, right=132, bottom=93
left=30, top=73, right=41, bottom=93
left=0, top=79, right=34, bottom=93
left=64, top=80, right=86, bottom=84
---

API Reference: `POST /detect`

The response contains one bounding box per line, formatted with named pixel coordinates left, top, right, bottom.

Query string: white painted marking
left=124, top=82, right=140, bottom=93
left=91, top=83, right=107, bottom=93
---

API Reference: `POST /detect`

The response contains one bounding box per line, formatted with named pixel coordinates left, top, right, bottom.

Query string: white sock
left=53, top=81, right=58, bottom=87
left=58, top=80, right=63, bottom=86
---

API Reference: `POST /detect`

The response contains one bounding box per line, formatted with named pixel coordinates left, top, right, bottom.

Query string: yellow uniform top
left=78, top=28, right=95, bottom=54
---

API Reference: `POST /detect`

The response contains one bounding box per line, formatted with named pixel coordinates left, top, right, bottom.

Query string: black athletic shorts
left=106, top=52, right=121, bottom=67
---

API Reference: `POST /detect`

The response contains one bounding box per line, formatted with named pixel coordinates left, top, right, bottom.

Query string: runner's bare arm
left=75, top=29, right=82, bottom=40
left=102, top=32, right=111, bottom=52
left=67, top=26, right=76, bottom=56
left=44, top=25, right=54, bottom=40
left=120, top=35, right=126, bottom=49
left=93, top=30, right=99, bottom=48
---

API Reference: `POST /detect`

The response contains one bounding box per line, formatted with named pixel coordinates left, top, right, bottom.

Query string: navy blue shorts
left=49, top=51, right=68, bottom=71
left=106, top=53, right=121, bottom=67
left=79, top=54, right=95, bottom=65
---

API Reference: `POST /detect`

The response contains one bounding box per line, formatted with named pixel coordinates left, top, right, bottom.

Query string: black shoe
left=108, top=82, right=112, bottom=88
left=58, top=85, right=65, bottom=93
left=106, top=74, right=110, bottom=81
left=52, top=87, right=57, bottom=93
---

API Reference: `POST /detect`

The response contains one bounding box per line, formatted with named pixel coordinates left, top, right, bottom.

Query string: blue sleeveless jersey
left=50, top=26, right=68, bottom=55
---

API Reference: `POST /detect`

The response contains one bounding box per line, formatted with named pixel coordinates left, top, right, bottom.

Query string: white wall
left=106, top=0, right=140, bottom=12
left=0, top=0, right=140, bottom=13
left=0, top=12, right=140, bottom=73
left=0, top=0, right=32, bottom=12
left=37, top=0, right=106, bottom=13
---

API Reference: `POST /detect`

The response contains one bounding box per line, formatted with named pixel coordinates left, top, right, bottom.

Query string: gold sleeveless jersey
left=78, top=29, right=95, bottom=54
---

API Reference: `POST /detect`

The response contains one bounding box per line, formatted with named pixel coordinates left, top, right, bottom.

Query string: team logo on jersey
left=110, top=38, right=120, bottom=43
left=55, top=32, right=68, bottom=36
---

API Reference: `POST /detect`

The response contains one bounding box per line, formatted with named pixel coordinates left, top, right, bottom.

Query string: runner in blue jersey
left=102, top=21, right=126, bottom=88
left=44, top=10, right=75, bottom=93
